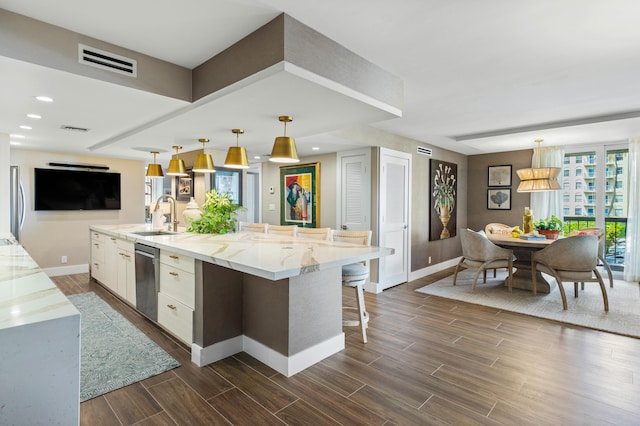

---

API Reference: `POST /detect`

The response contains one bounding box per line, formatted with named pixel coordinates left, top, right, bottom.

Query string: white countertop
left=90, top=224, right=393, bottom=281
left=0, top=233, right=80, bottom=331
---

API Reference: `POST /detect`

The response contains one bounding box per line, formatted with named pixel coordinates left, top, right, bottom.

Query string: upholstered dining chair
left=453, top=228, right=514, bottom=292
left=531, top=234, right=608, bottom=312
left=569, top=227, right=614, bottom=288
left=296, top=227, right=331, bottom=240
left=331, top=229, right=372, bottom=343
left=266, top=224, right=297, bottom=236
left=483, top=223, right=515, bottom=277
left=238, top=222, right=267, bottom=233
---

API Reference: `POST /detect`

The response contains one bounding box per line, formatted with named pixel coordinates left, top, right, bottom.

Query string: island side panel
left=195, top=261, right=244, bottom=347
left=243, top=267, right=342, bottom=356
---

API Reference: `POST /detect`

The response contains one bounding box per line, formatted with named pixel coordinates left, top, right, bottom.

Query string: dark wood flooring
left=51, top=270, right=640, bottom=425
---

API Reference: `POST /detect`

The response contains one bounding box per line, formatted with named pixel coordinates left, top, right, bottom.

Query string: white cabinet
left=116, top=239, right=135, bottom=305
left=158, top=250, right=195, bottom=344
left=103, top=235, right=118, bottom=292
left=90, top=231, right=106, bottom=284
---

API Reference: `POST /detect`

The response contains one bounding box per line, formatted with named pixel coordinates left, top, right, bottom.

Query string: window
left=575, top=207, right=582, bottom=215
left=616, top=166, right=623, bottom=175
left=564, top=156, right=570, bottom=164
left=587, top=195, right=595, bottom=204
left=605, top=195, right=610, bottom=204
left=587, top=169, right=595, bottom=178
left=576, top=169, right=583, bottom=177
left=576, top=181, right=583, bottom=190
left=563, top=207, right=570, bottom=215
left=564, top=169, right=570, bottom=177
left=588, top=154, right=596, bottom=164
left=563, top=194, right=570, bottom=202
left=575, top=194, right=582, bottom=203
left=587, top=207, right=594, bottom=216
left=588, top=182, right=595, bottom=190
left=616, top=180, right=623, bottom=189
left=576, top=156, right=582, bottom=163
left=564, top=181, right=570, bottom=190
left=615, top=194, right=623, bottom=203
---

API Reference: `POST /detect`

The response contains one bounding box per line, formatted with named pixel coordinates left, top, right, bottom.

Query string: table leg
left=511, top=247, right=556, bottom=294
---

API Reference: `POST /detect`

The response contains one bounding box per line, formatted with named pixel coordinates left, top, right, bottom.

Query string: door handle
left=341, top=225, right=347, bottom=230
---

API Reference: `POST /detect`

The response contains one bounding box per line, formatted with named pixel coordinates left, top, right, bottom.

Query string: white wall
left=0, top=134, right=9, bottom=234
left=10, top=149, right=145, bottom=273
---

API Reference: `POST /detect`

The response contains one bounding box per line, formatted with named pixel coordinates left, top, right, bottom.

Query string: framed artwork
left=488, top=188, right=511, bottom=210
left=488, top=165, right=512, bottom=187
left=210, top=167, right=242, bottom=205
left=429, top=159, right=457, bottom=241
left=175, top=170, right=194, bottom=201
left=280, top=163, right=320, bottom=228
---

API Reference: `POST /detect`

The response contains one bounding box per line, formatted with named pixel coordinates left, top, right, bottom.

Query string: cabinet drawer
left=159, top=264, right=195, bottom=309
left=91, top=239, right=105, bottom=262
left=91, top=259, right=105, bottom=283
left=160, top=251, right=194, bottom=273
left=90, top=231, right=105, bottom=242
left=116, top=239, right=134, bottom=253
left=158, top=292, right=193, bottom=345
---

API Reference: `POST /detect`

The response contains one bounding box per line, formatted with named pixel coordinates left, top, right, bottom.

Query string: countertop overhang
left=90, top=224, right=393, bottom=281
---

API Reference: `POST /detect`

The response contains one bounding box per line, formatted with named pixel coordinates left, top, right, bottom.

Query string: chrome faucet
left=154, top=195, right=179, bottom=232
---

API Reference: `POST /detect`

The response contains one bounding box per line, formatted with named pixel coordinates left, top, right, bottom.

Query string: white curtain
left=530, top=146, right=564, bottom=221
left=624, top=137, right=640, bottom=282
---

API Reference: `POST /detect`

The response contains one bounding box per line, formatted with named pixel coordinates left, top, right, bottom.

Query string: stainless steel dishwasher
left=134, top=242, right=160, bottom=321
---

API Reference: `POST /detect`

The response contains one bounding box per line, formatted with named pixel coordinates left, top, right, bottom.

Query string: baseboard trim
left=191, top=336, right=243, bottom=367
left=43, top=264, right=89, bottom=277
left=409, top=257, right=460, bottom=282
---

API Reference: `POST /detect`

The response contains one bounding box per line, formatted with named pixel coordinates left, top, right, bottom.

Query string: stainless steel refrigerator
left=10, top=165, right=25, bottom=242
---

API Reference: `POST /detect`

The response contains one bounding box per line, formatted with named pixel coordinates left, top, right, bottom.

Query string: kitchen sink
left=131, top=231, right=174, bottom=236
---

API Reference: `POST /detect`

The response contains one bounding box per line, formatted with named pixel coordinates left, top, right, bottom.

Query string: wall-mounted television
left=34, top=168, right=122, bottom=211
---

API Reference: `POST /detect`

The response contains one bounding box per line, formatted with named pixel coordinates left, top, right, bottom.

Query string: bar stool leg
left=355, top=283, right=368, bottom=343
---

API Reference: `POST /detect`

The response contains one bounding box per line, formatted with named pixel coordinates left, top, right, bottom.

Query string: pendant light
left=166, top=145, right=188, bottom=177
left=224, top=129, right=250, bottom=169
left=145, top=151, right=164, bottom=178
left=192, top=138, right=216, bottom=173
left=516, top=139, right=561, bottom=192
left=269, top=115, right=299, bottom=163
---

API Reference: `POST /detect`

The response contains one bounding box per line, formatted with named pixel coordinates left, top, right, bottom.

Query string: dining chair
left=331, top=229, right=372, bottom=343
left=483, top=223, right=515, bottom=277
left=296, top=227, right=331, bottom=240
left=531, top=234, right=608, bottom=311
left=238, top=222, right=267, bottom=233
left=569, top=227, right=614, bottom=288
left=453, top=228, right=514, bottom=292
left=266, top=224, right=297, bottom=236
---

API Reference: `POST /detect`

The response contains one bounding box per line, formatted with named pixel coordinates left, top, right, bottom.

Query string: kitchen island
left=90, top=224, right=392, bottom=377
left=0, top=233, right=81, bottom=425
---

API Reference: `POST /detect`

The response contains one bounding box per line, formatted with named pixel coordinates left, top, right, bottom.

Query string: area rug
left=68, top=292, right=180, bottom=402
left=416, top=269, right=640, bottom=339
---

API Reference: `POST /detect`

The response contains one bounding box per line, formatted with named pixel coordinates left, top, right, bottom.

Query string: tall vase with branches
left=432, top=163, right=456, bottom=239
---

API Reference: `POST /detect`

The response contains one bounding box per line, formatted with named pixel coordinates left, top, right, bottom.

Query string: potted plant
left=186, top=189, right=243, bottom=234
left=534, top=215, right=563, bottom=240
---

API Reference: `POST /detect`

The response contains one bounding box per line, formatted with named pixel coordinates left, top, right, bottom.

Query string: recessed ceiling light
left=26, top=113, right=41, bottom=119
left=10, top=134, right=25, bottom=139
left=19, top=125, right=32, bottom=130
left=35, top=96, right=53, bottom=102
left=312, top=147, right=320, bottom=151
left=10, top=141, right=21, bottom=145
left=253, top=156, right=261, bottom=160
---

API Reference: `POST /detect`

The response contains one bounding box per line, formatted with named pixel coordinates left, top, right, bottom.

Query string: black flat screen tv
left=34, top=168, right=122, bottom=211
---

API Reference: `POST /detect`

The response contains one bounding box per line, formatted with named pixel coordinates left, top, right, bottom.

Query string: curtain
left=530, top=146, right=564, bottom=222
left=624, top=137, right=640, bottom=282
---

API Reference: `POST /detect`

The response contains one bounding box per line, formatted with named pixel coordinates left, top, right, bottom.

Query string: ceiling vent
left=417, top=146, right=432, bottom=156
left=78, top=44, right=137, bottom=77
left=60, top=125, right=90, bottom=132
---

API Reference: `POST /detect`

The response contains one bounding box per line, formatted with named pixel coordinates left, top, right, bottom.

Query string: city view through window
left=562, top=149, right=629, bottom=269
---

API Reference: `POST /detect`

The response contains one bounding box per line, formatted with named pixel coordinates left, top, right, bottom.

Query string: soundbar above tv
left=34, top=168, right=122, bottom=211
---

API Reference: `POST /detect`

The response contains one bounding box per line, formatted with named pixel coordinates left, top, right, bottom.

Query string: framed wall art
left=280, top=163, right=320, bottom=228
left=210, top=167, right=242, bottom=205
left=429, top=159, right=457, bottom=240
left=488, top=165, right=512, bottom=187
left=487, top=188, right=511, bottom=210
left=175, top=170, right=194, bottom=201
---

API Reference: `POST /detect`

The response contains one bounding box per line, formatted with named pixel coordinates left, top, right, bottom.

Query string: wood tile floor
left=52, top=270, right=640, bottom=425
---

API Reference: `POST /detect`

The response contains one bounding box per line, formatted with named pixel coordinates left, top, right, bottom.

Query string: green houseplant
left=534, top=215, right=563, bottom=239
left=186, top=189, right=243, bottom=234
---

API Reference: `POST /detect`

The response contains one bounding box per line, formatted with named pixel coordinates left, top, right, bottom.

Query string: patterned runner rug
left=68, top=292, right=180, bottom=402
left=416, top=269, right=640, bottom=338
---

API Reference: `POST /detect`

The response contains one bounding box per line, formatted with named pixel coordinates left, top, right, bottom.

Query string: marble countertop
left=90, top=224, right=393, bottom=281
left=0, top=233, right=80, bottom=331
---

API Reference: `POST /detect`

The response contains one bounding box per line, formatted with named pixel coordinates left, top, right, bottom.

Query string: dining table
left=486, top=233, right=557, bottom=293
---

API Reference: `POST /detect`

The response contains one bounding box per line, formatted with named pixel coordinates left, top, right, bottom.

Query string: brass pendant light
left=193, top=138, right=216, bottom=173
left=166, top=145, right=188, bottom=176
left=516, top=139, right=561, bottom=192
left=224, top=129, right=250, bottom=169
left=145, top=151, right=164, bottom=178
left=269, top=115, right=299, bottom=163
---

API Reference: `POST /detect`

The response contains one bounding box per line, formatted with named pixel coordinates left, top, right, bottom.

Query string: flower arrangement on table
left=534, top=215, right=563, bottom=239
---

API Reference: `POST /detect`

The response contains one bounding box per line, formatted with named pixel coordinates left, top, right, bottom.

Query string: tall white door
left=337, top=149, right=371, bottom=231
left=378, top=148, right=410, bottom=290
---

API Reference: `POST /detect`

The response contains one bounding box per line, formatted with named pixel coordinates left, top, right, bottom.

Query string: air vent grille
left=78, top=44, right=137, bottom=77
left=60, top=125, right=90, bottom=132
left=417, top=146, right=432, bottom=156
